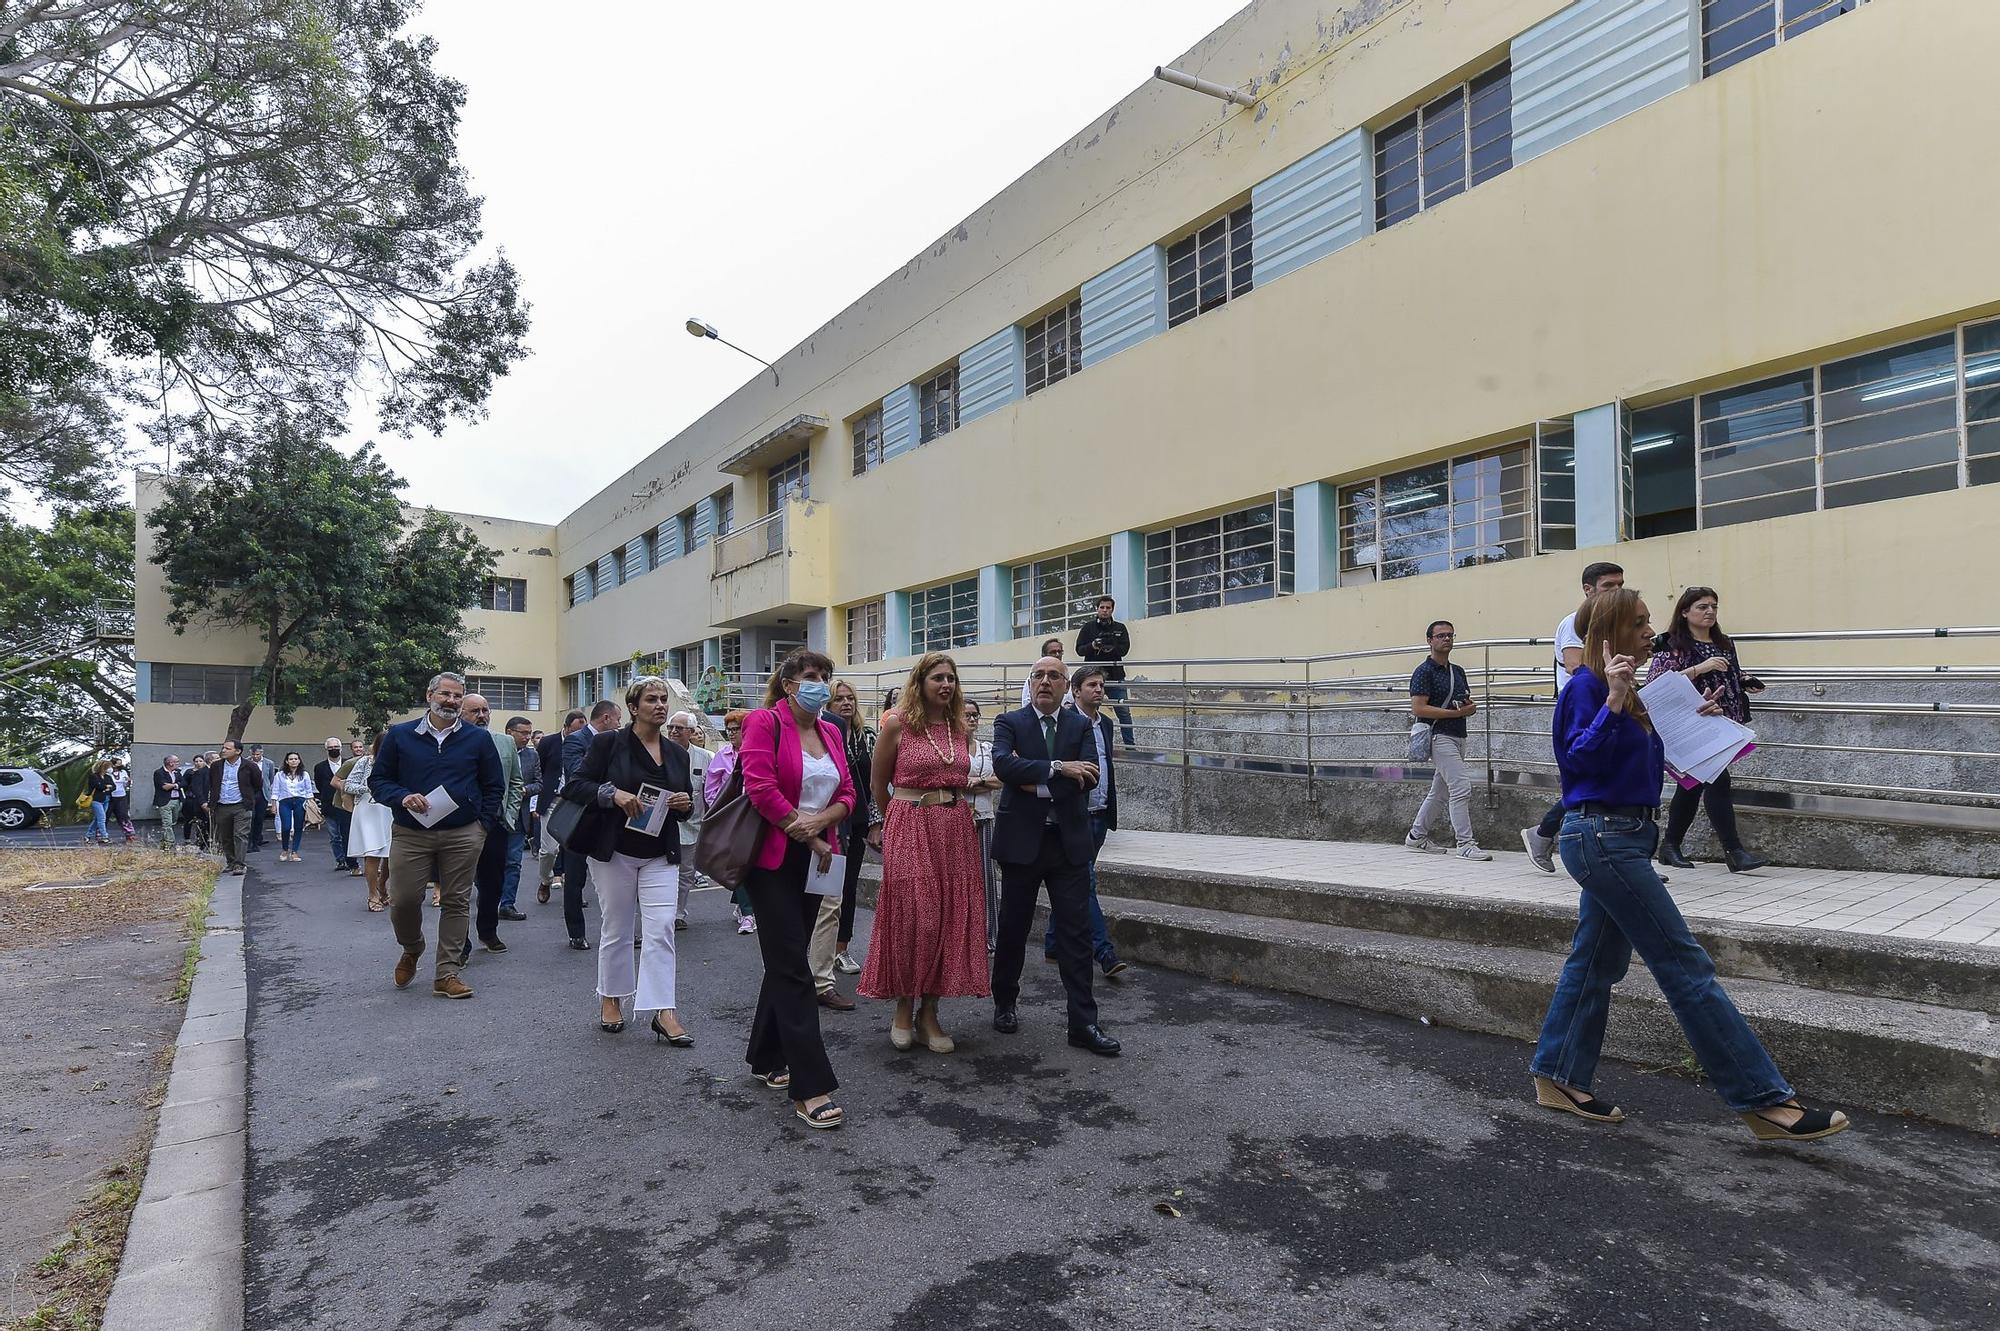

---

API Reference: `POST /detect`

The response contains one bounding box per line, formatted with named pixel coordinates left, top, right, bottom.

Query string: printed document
left=624, top=783, right=671, bottom=837
left=411, top=785, right=459, bottom=828
left=804, top=852, right=846, bottom=896
left=1638, top=671, right=1755, bottom=786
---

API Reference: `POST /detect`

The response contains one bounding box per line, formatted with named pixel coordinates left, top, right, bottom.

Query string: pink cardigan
left=740, top=704, right=857, bottom=871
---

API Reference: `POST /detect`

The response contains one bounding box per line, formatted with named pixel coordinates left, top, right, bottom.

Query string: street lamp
left=685, top=317, right=779, bottom=387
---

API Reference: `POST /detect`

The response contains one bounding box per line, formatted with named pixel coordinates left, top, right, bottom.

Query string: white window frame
left=845, top=600, right=886, bottom=664
left=907, top=577, right=978, bottom=653
left=1011, top=544, right=1110, bottom=639
left=1373, top=61, right=1512, bottom=230
left=1337, top=446, right=1532, bottom=586
left=1024, top=298, right=1082, bottom=395
left=1701, top=1, right=1868, bottom=78
left=918, top=367, right=959, bottom=444
left=851, top=406, right=885, bottom=475
left=464, top=675, right=542, bottom=712
left=1165, top=204, right=1254, bottom=329
left=1145, top=494, right=1294, bottom=616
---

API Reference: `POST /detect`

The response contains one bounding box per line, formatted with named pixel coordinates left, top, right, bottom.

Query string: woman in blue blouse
left=1529, top=588, right=1848, bottom=1143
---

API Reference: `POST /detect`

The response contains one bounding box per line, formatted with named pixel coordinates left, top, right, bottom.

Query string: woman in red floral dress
left=859, top=652, right=990, bottom=1052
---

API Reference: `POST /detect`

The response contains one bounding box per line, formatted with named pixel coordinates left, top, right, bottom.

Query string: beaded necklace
left=918, top=715, right=959, bottom=767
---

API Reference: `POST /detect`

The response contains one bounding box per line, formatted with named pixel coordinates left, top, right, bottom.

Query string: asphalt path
left=240, top=842, right=2000, bottom=1331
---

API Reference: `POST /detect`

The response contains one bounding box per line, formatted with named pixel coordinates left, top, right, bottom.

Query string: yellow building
left=134, top=0, right=2000, bottom=785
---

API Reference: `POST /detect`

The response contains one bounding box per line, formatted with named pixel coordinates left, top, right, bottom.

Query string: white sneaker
left=1519, top=827, right=1556, bottom=873
left=1404, top=832, right=1447, bottom=854
left=736, top=916, right=757, bottom=935
left=834, top=950, right=862, bottom=974
left=1452, top=843, right=1494, bottom=861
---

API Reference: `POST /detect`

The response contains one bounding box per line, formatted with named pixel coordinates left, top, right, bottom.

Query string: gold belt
left=891, top=789, right=962, bottom=807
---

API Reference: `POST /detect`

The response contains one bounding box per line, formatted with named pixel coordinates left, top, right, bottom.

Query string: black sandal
left=1742, top=1101, right=1850, bottom=1142
left=752, top=1068, right=791, bottom=1089
left=795, top=1100, right=844, bottom=1130
left=1534, top=1075, right=1625, bottom=1123
left=651, top=1014, right=694, bottom=1047
left=600, top=1006, right=625, bottom=1034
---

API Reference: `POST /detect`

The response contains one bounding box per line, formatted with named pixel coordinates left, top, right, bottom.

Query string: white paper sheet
left=1638, top=671, right=1755, bottom=779
left=803, top=852, right=846, bottom=897
left=410, top=784, right=459, bottom=828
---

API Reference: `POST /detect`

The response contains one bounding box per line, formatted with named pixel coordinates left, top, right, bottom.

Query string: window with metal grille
left=1145, top=495, right=1293, bottom=616
left=846, top=600, right=885, bottom=664
left=712, top=489, right=734, bottom=537
left=1374, top=61, right=1512, bottom=230
left=1025, top=298, right=1082, bottom=395
left=767, top=448, right=810, bottom=511
left=1339, top=448, right=1530, bottom=585
left=1702, top=1, right=1866, bottom=78
left=1011, top=545, right=1110, bottom=639
left=568, top=568, right=592, bottom=607
left=918, top=367, right=958, bottom=444
left=150, top=663, right=256, bottom=704
left=1966, top=319, right=2000, bottom=488
left=851, top=406, right=885, bottom=475
left=479, top=576, right=527, bottom=612
left=908, top=577, right=979, bottom=652
left=463, top=676, right=542, bottom=712
left=719, top=633, right=742, bottom=681
left=1166, top=205, right=1254, bottom=329
left=1534, top=422, right=1577, bottom=552
left=563, top=674, right=584, bottom=709
left=671, top=508, right=698, bottom=557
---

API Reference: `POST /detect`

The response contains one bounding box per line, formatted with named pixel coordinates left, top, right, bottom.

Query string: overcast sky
left=283, top=0, right=1244, bottom=525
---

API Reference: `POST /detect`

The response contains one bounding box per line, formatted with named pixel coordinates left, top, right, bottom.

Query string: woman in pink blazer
left=739, top=648, right=857, bottom=1130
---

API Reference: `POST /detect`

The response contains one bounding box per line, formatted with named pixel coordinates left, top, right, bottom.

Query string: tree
left=144, top=410, right=493, bottom=741
left=0, top=0, right=530, bottom=508
left=0, top=502, right=134, bottom=762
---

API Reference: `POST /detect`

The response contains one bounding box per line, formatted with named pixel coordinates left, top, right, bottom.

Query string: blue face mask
left=793, top=680, right=831, bottom=714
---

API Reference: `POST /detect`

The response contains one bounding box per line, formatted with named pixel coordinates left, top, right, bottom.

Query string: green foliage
left=0, top=504, right=135, bottom=764
left=0, top=0, right=532, bottom=508
left=144, top=408, right=493, bottom=739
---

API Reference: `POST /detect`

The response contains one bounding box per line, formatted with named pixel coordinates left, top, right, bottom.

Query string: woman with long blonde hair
left=1528, top=589, right=1848, bottom=1142
left=859, top=652, right=991, bottom=1052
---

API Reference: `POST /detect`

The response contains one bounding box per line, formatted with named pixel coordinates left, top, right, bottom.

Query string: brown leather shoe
left=433, top=975, right=474, bottom=1000
left=817, top=990, right=855, bottom=1011
left=393, top=951, right=419, bottom=988
left=536, top=882, right=551, bottom=904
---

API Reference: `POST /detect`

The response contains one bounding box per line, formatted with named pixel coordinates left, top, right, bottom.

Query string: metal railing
left=711, top=510, right=785, bottom=578
left=692, top=626, right=2000, bottom=829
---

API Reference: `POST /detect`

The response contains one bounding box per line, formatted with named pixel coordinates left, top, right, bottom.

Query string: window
left=712, top=488, right=734, bottom=537
left=568, top=568, right=592, bottom=607
left=479, top=577, right=527, bottom=612
left=1374, top=62, right=1512, bottom=229
left=1025, top=298, right=1081, bottom=395
left=604, top=661, right=631, bottom=695
left=1624, top=400, right=1699, bottom=538
left=1535, top=422, right=1577, bottom=552
left=1966, top=319, right=2000, bottom=488
left=851, top=406, right=884, bottom=475
left=1012, top=545, right=1110, bottom=639
left=718, top=633, right=742, bottom=683
left=150, top=663, right=255, bottom=705
left=464, top=676, right=542, bottom=712
left=621, top=538, right=646, bottom=583
left=563, top=674, right=584, bottom=709
left=908, top=577, right=978, bottom=652
left=1339, top=448, right=1529, bottom=585
left=846, top=600, right=885, bottom=664
left=918, top=367, right=958, bottom=444
left=672, top=508, right=698, bottom=557
left=1166, top=204, right=1253, bottom=328
left=767, top=448, right=810, bottom=511
left=1146, top=495, right=1294, bottom=615
left=1702, top=1, right=1866, bottom=78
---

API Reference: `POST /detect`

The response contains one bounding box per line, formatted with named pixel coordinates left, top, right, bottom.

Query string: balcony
left=709, top=496, right=831, bottom=628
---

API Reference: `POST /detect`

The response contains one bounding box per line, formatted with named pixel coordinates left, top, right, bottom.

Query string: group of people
left=1405, top=561, right=1767, bottom=876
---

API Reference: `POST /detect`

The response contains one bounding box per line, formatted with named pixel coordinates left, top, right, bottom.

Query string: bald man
left=459, top=693, right=524, bottom=962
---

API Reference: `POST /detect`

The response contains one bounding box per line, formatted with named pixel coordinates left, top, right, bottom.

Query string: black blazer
left=182, top=767, right=210, bottom=806
left=561, top=727, right=690, bottom=864
left=536, top=731, right=566, bottom=793
left=153, top=765, right=180, bottom=801
left=205, top=758, right=264, bottom=806
left=990, top=704, right=1096, bottom=866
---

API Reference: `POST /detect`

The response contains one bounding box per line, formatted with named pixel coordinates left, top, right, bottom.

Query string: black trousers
left=992, top=825, right=1098, bottom=1032
left=1536, top=799, right=1565, bottom=840
left=561, top=846, right=589, bottom=941
left=744, top=842, right=838, bottom=1101
left=838, top=820, right=866, bottom=945
left=1666, top=769, right=1744, bottom=853
left=473, top=819, right=507, bottom=942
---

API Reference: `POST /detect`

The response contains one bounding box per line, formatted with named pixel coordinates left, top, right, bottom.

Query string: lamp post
left=685, top=318, right=779, bottom=387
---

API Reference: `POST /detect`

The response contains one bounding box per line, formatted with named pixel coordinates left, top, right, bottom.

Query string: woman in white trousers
left=558, top=676, right=697, bottom=1044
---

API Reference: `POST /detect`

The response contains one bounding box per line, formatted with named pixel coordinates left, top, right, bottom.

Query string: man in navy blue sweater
left=369, top=671, right=504, bottom=999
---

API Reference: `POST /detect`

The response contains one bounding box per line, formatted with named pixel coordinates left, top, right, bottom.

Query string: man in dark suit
left=989, top=655, right=1120, bottom=1056
left=534, top=710, right=581, bottom=903
left=179, top=757, right=210, bottom=849
left=152, top=755, right=183, bottom=850
left=1046, top=665, right=1128, bottom=978
left=556, top=700, right=621, bottom=948
left=204, top=739, right=266, bottom=874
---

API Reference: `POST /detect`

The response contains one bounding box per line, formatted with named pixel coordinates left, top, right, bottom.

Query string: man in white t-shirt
left=1520, top=561, right=1625, bottom=872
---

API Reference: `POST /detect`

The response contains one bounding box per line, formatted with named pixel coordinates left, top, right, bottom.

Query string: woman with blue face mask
left=739, top=648, right=858, bottom=1131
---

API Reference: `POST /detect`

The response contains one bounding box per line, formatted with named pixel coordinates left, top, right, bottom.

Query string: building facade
left=134, top=0, right=2000, bottom=781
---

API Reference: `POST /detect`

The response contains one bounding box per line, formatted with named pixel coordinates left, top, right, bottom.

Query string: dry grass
left=8, top=1153, right=147, bottom=1331
left=0, top=848, right=217, bottom=952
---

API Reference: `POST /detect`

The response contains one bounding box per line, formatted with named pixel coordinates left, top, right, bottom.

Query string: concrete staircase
left=1091, top=860, right=2000, bottom=1133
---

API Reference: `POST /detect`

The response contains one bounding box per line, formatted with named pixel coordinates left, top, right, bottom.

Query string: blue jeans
left=1529, top=810, right=1793, bottom=1112
left=90, top=799, right=109, bottom=839
left=1046, top=813, right=1115, bottom=966
left=277, top=796, right=307, bottom=852
left=498, top=827, right=525, bottom=910
left=1104, top=683, right=1136, bottom=747
left=326, top=806, right=351, bottom=867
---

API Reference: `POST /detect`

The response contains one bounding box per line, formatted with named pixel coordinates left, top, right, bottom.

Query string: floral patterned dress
left=857, top=722, right=991, bottom=1000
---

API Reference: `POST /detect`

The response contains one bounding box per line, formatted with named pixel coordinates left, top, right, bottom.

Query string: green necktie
left=1042, top=714, right=1058, bottom=758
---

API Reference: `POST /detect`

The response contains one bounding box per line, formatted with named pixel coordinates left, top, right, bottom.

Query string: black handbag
left=544, top=789, right=591, bottom=851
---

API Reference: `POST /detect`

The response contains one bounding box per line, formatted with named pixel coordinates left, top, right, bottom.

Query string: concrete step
left=1096, top=893, right=2000, bottom=1134
left=1092, top=860, right=2000, bottom=1013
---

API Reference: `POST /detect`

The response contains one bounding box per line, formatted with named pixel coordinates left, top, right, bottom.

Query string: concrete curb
left=102, top=868, right=246, bottom=1331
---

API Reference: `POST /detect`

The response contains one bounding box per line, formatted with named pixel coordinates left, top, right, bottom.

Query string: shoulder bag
left=1406, top=658, right=1436, bottom=762
left=694, top=709, right=780, bottom=888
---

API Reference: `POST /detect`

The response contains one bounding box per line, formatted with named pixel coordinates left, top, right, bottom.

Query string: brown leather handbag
left=693, top=712, right=776, bottom=888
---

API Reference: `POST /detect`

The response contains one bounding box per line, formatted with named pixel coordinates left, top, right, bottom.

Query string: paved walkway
left=1098, top=831, right=2000, bottom=948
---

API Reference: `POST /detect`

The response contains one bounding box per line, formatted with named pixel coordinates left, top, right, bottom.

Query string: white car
left=0, top=767, right=63, bottom=830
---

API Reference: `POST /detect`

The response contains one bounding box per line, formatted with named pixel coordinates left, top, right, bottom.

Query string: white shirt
left=1554, top=611, right=1584, bottom=691
left=797, top=749, right=839, bottom=815
left=111, top=771, right=129, bottom=797
left=416, top=713, right=463, bottom=748
left=217, top=759, right=243, bottom=803
left=680, top=744, right=712, bottom=842
left=967, top=740, right=996, bottom=821
left=1077, top=708, right=1110, bottom=813
left=271, top=772, right=315, bottom=800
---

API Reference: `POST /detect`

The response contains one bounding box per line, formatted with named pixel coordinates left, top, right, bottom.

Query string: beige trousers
left=388, top=821, right=487, bottom=980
